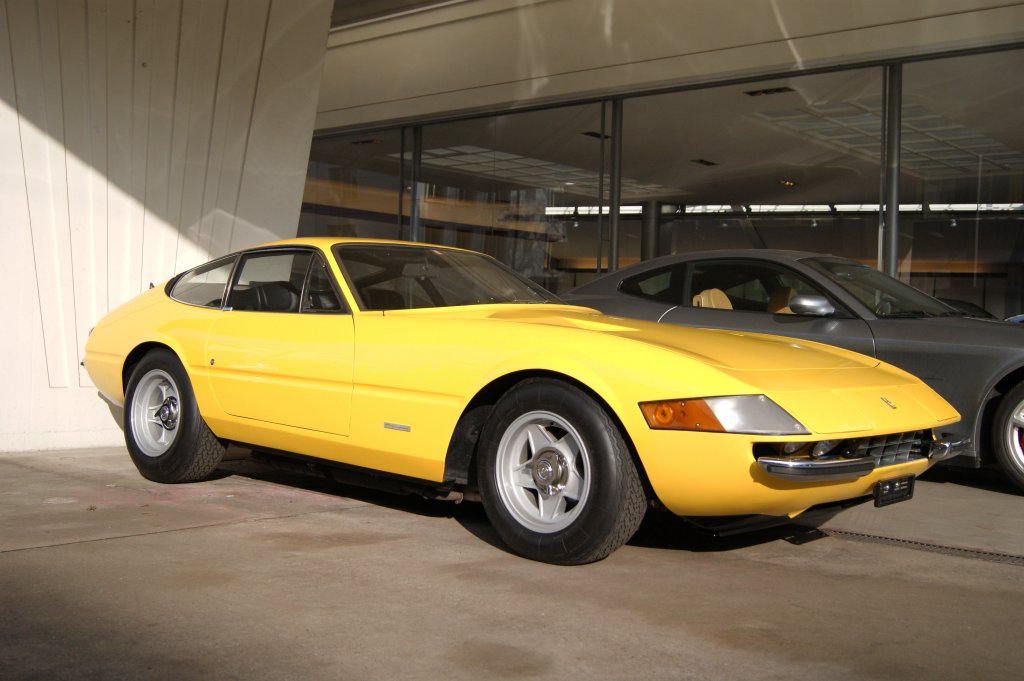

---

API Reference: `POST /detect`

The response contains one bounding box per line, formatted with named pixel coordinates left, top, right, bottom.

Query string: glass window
left=415, top=104, right=610, bottom=293
left=803, top=256, right=955, bottom=319
left=169, top=256, right=236, bottom=308
left=301, top=129, right=406, bottom=240
left=689, top=260, right=826, bottom=314
left=621, top=265, right=685, bottom=304
left=302, top=255, right=345, bottom=313
left=226, top=251, right=311, bottom=313
left=304, top=104, right=611, bottom=294
left=900, top=50, right=1024, bottom=319
left=334, top=243, right=559, bottom=310
left=622, top=68, right=884, bottom=262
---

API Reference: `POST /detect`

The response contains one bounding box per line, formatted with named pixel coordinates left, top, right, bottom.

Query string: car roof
left=254, top=236, right=465, bottom=251
left=628, top=248, right=844, bottom=266
left=568, top=249, right=864, bottom=294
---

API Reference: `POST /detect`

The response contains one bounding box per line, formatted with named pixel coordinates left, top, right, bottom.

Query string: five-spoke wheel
left=124, top=349, right=225, bottom=483
left=493, top=410, right=592, bottom=534
left=129, top=369, right=181, bottom=457
left=478, top=378, right=646, bottom=564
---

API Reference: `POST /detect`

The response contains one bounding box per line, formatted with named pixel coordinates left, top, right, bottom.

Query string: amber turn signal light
left=639, top=399, right=726, bottom=432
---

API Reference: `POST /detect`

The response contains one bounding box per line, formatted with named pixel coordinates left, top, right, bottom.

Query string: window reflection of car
left=84, top=239, right=962, bottom=564
left=566, top=249, right=1024, bottom=493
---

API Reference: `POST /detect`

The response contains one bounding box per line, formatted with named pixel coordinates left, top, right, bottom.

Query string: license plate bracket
left=873, top=475, right=915, bottom=507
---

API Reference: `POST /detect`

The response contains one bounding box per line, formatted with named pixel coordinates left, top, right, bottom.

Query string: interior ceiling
left=312, top=50, right=1024, bottom=206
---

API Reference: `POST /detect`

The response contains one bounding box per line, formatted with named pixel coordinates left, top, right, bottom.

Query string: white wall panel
left=0, top=0, right=332, bottom=451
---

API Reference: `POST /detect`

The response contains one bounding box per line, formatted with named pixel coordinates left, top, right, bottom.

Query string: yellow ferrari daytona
left=84, top=238, right=965, bottom=564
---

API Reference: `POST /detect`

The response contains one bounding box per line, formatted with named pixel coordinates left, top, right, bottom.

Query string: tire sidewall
left=124, top=349, right=210, bottom=483
left=992, top=383, right=1024, bottom=492
left=478, top=379, right=640, bottom=564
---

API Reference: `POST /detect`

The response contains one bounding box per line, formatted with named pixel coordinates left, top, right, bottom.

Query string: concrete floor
left=2, top=447, right=1023, bottom=681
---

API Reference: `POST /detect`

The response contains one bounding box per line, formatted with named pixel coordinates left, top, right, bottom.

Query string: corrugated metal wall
left=0, top=0, right=331, bottom=450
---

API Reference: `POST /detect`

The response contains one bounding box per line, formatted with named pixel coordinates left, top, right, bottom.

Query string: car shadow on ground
left=919, top=465, right=1022, bottom=496
left=628, top=508, right=833, bottom=553
left=216, top=456, right=467, bottom=520
left=215, top=453, right=840, bottom=559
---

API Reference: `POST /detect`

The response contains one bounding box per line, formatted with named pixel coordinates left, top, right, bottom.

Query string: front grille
left=753, top=430, right=931, bottom=468
left=847, top=430, right=929, bottom=467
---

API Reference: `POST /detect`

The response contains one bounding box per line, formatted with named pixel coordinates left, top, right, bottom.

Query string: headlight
left=639, top=395, right=809, bottom=435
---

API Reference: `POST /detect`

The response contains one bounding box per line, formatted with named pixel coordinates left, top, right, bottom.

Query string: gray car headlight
left=639, top=394, right=810, bottom=435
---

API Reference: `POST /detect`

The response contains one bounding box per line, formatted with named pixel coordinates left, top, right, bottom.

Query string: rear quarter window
left=169, top=256, right=236, bottom=308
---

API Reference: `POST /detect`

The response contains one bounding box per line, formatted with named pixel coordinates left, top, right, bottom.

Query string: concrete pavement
left=2, top=447, right=1023, bottom=680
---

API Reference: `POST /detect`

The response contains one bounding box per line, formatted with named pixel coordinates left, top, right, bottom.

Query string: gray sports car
left=566, top=250, right=1024, bottom=492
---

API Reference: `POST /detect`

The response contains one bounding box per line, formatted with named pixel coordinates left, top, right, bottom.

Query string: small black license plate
left=874, top=475, right=915, bottom=507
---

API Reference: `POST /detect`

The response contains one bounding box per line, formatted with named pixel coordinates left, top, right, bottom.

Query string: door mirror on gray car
left=788, top=295, right=835, bottom=317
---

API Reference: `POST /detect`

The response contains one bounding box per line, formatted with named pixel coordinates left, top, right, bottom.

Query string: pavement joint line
left=0, top=505, right=378, bottom=555
left=823, top=528, right=1024, bottom=566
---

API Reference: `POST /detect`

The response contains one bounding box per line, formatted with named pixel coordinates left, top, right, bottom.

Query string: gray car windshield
left=802, top=257, right=959, bottom=319
left=335, top=243, right=561, bottom=310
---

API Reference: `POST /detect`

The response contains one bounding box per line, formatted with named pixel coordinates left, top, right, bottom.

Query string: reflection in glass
left=900, top=50, right=1024, bottom=318
left=622, top=68, right=884, bottom=263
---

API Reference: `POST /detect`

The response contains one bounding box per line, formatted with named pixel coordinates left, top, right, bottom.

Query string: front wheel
left=477, top=379, right=646, bottom=564
left=124, top=349, right=225, bottom=483
left=992, top=382, right=1024, bottom=493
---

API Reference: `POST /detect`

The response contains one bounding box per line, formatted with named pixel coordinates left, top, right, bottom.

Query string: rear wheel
left=124, top=349, right=224, bottom=483
left=993, top=382, right=1024, bottom=493
left=477, top=379, right=646, bottom=564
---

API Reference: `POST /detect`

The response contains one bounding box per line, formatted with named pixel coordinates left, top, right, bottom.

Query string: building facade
left=3, top=0, right=1023, bottom=450
left=307, top=0, right=1024, bottom=309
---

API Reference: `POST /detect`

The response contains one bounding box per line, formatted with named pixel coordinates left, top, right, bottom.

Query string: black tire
left=123, top=348, right=225, bottom=483
left=992, top=382, right=1024, bottom=493
left=477, top=378, right=646, bottom=564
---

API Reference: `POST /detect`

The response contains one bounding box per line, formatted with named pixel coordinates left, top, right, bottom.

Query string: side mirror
left=788, top=294, right=835, bottom=317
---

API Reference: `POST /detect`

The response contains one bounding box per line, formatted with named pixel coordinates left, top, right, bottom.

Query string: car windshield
left=801, top=256, right=958, bottom=319
left=334, top=243, right=562, bottom=310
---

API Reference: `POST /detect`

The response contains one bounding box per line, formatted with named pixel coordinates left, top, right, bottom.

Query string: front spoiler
left=757, top=438, right=970, bottom=482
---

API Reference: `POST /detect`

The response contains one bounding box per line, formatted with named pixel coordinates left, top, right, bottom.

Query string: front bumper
left=756, top=437, right=970, bottom=482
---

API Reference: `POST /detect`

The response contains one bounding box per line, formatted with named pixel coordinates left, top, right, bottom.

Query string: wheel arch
left=442, top=369, right=654, bottom=499
left=122, top=342, right=179, bottom=394
left=979, top=364, right=1024, bottom=463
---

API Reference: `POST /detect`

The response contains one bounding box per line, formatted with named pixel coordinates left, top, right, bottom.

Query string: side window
left=620, top=265, right=684, bottom=304
left=301, top=255, right=345, bottom=313
left=689, top=260, right=828, bottom=314
left=169, top=256, right=236, bottom=308
left=226, top=251, right=311, bottom=313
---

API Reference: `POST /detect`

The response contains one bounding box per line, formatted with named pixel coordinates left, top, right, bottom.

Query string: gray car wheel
left=124, top=348, right=225, bottom=483
left=477, top=378, right=647, bottom=564
left=993, top=382, right=1024, bottom=493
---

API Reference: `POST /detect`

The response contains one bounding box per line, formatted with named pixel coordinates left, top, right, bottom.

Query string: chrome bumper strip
left=758, top=438, right=971, bottom=482
left=758, top=456, right=877, bottom=482
left=928, top=438, right=971, bottom=463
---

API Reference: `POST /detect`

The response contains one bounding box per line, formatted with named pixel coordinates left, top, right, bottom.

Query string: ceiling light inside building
left=391, top=146, right=678, bottom=199
left=757, top=104, right=1024, bottom=178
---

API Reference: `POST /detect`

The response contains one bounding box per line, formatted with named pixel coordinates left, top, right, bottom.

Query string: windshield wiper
left=879, top=310, right=934, bottom=319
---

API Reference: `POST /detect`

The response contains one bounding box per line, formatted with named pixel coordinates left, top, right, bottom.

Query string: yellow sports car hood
left=391, top=304, right=959, bottom=435
left=478, top=305, right=872, bottom=372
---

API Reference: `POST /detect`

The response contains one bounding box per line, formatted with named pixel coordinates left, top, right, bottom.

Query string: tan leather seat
left=692, top=288, right=732, bottom=310
left=767, top=287, right=794, bottom=314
